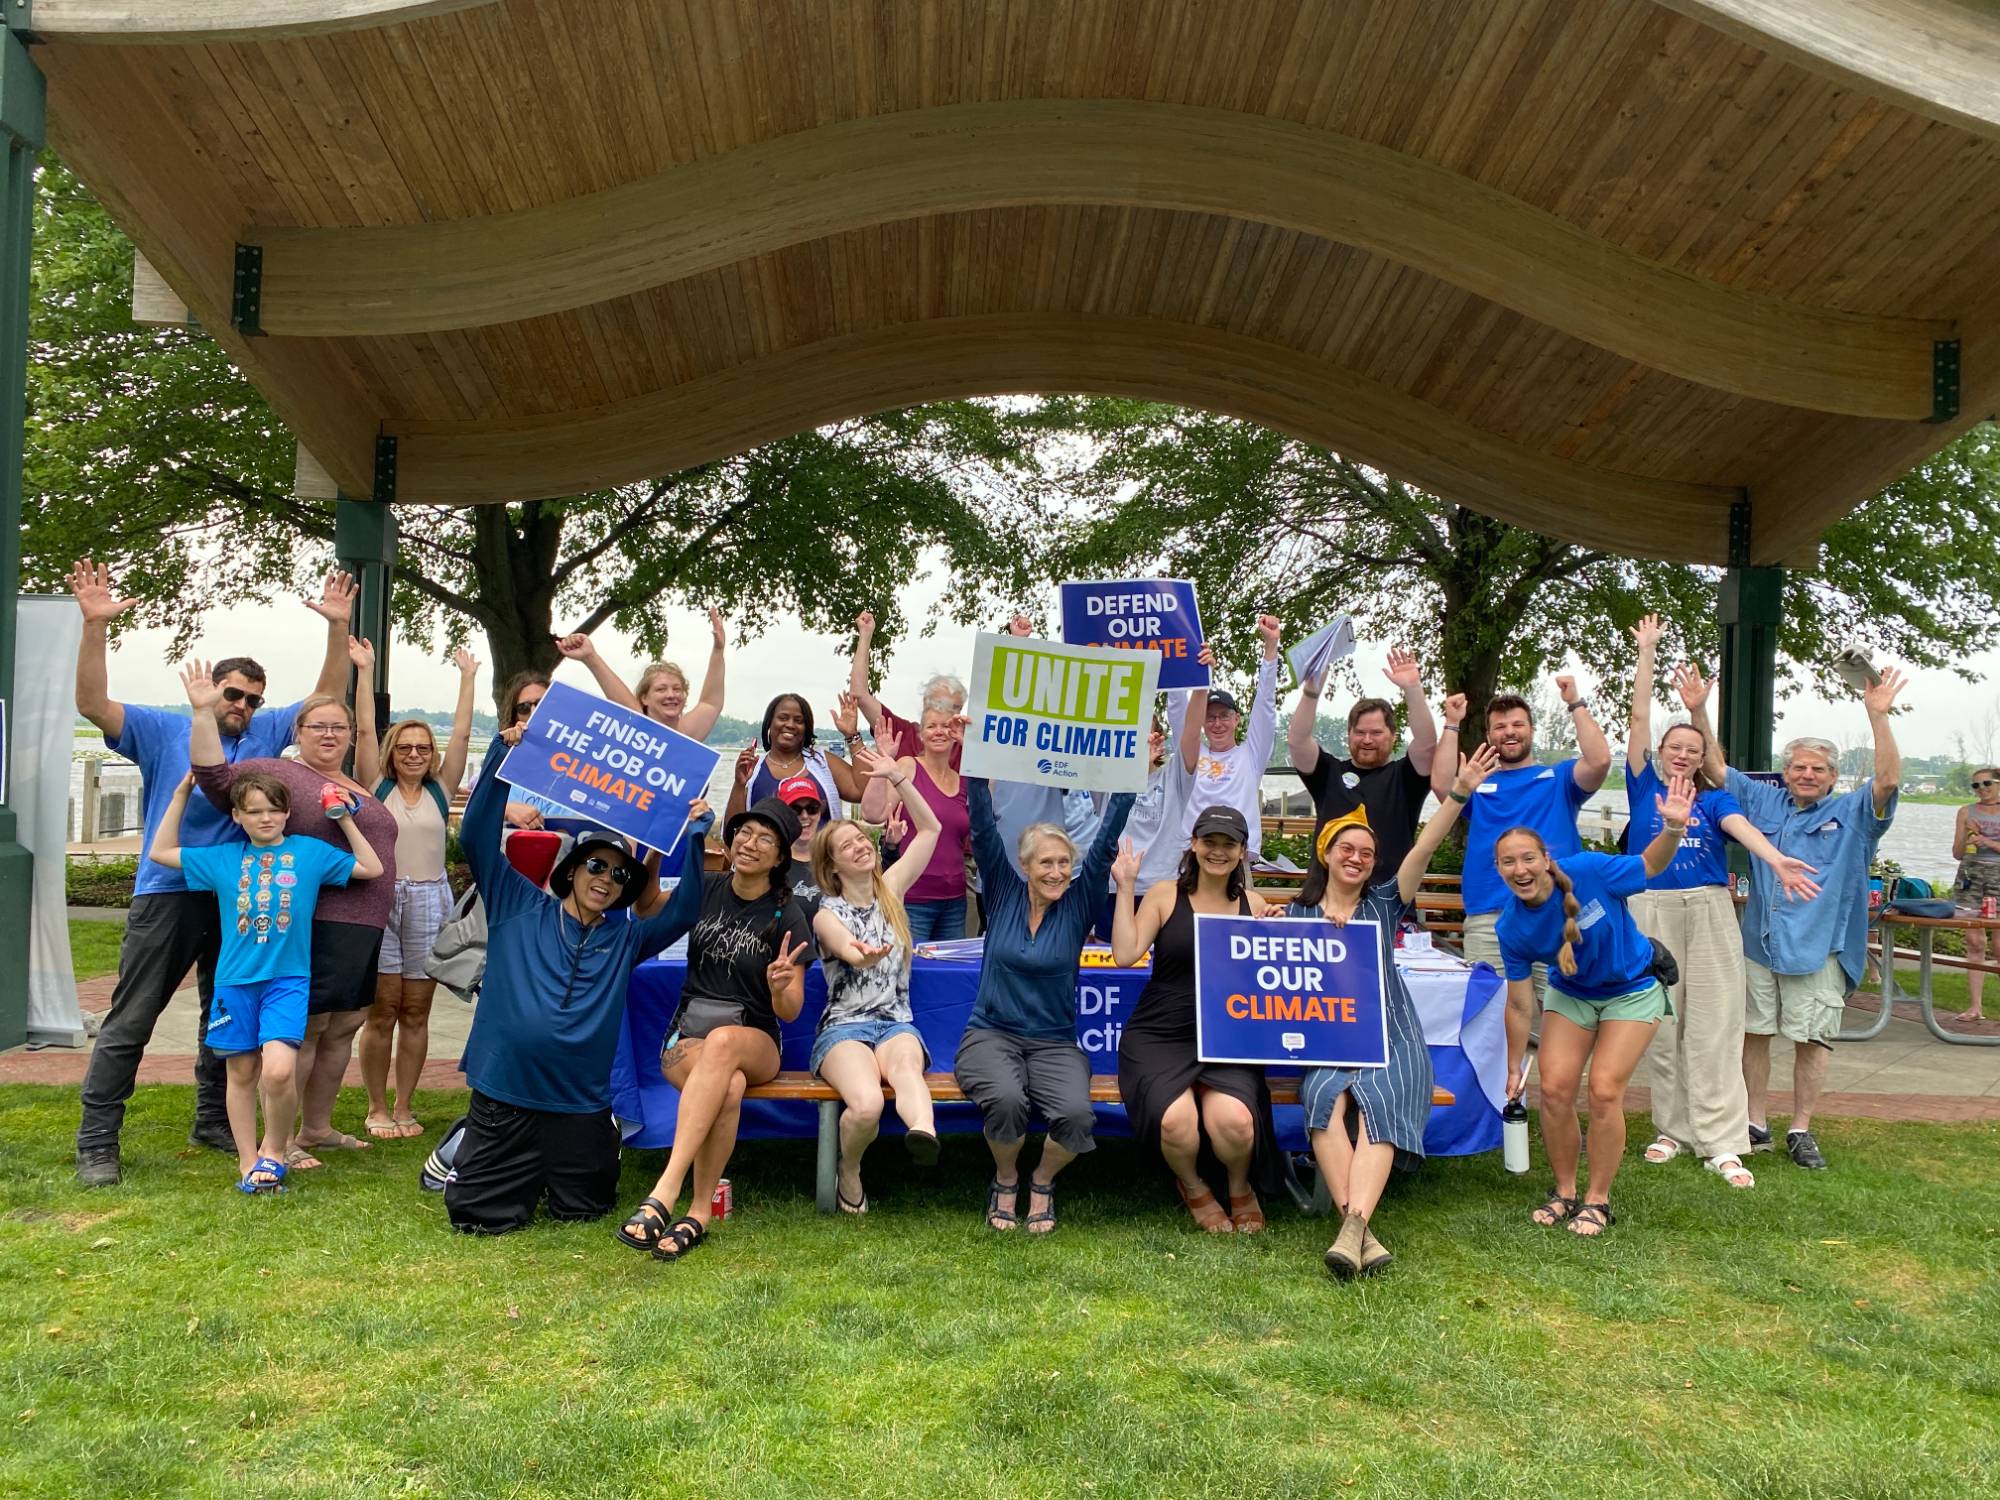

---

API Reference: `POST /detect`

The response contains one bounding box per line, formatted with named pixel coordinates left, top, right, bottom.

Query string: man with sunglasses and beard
left=447, top=735, right=715, bottom=1234
left=70, top=559, right=357, bottom=1186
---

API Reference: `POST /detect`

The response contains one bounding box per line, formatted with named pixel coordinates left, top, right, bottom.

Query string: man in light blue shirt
left=1720, top=669, right=1906, bottom=1172
left=71, top=561, right=355, bottom=1185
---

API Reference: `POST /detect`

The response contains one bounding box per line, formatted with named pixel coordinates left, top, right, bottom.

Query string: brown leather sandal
left=1228, top=1190, right=1266, bottom=1234
left=1175, top=1179, right=1232, bottom=1233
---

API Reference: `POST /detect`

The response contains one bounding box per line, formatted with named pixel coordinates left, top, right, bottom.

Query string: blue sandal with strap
left=237, top=1156, right=287, bottom=1194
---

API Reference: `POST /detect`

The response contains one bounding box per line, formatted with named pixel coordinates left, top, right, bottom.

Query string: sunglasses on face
left=1976, top=780, right=1998, bottom=790
left=220, top=686, right=265, bottom=709
left=395, top=743, right=433, bottom=757
left=791, top=801, right=823, bottom=817
left=513, top=698, right=543, bottom=720
left=581, top=855, right=636, bottom=886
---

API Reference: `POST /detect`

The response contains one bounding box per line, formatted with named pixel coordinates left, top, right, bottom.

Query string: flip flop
left=392, top=1119, right=425, bottom=1138
left=283, top=1145, right=324, bottom=1171
left=365, top=1117, right=400, bottom=1140
left=297, top=1131, right=372, bottom=1152
left=237, top=1156, right=287, bottom=1194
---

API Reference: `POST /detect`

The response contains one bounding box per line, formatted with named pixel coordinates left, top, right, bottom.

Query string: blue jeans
left=905, top=897, right=966, bottom=945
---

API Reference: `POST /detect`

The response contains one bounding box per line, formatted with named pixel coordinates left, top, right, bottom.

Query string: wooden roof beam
left=25, top=1, right=495, bottom=44
left=385, top=313, right=1740, bottom=564
left=250, top=100, right=1948, bottom=421
left=1655, top=0, right=2000, bottom=144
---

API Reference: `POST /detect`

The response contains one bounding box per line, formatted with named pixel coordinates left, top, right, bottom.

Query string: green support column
left=1718, top=501, right=1782, bottom=773
left=334, top=490, right=398, bottom=729
left=0, top=30, right=45, bottom=1050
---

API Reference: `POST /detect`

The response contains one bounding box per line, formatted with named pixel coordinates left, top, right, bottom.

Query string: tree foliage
left=1029, top=397, right=2000, bottom=745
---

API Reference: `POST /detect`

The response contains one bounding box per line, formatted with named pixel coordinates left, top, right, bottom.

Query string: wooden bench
left=744, top=1070, right=1454, bottom=1212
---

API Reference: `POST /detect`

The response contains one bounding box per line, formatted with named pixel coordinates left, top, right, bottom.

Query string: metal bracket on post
left=4, top=3, right=37, bottom=42
left=1927, top=339, right=1960, bottom=424
left=373, top=434, right=397, bottom=504
left=230, top=242, right=263, bottom=336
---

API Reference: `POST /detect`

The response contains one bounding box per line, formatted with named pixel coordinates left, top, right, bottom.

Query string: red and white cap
left=776, top=776, right=824, bottom=809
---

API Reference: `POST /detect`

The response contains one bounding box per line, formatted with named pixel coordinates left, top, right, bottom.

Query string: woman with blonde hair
left=808, top=747, right=946, bottom=1212
left=349, top=639, right=481, bottom=1138
left=555, top=608, right=728, bottom=742
left=1497, top=770, right=1696, bottom=1239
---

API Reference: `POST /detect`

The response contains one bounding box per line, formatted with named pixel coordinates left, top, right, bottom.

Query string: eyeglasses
left=735, top=828, right=778, bottom=848
left=220, top=687, right=265, bottom=709
left=1975, top=779, right=1998, bottom=790
left=791, top=801, right=823, bottom=817
left=581, top=856, right=636, bottom=886
left=395, top=744, right=433, bottom=757
left=513, top=698, right=543, bottom=720
left=300, top=721, right=351, bottom=736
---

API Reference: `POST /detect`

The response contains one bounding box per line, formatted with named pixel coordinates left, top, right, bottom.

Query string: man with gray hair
left=1699, top=667, right=1906, bottom=1170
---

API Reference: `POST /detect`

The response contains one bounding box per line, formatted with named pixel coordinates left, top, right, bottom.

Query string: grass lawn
left=65, top=918, right=124, bottom=982
left=3, top=1086, right=1997, bottom=1498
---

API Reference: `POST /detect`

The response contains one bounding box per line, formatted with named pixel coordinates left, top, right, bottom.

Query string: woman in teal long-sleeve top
left=953, top=775, right=1134, bottom=1233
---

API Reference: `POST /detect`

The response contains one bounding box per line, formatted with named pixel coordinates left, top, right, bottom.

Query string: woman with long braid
left=1496, top=772, right=1695, bottom=1238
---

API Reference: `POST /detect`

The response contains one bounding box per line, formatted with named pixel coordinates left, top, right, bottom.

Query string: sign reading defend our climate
left=1058, top=578, right=1208, bottom=690
left=963, top=632, right=1160, bottom=794
left=499, top=680, right=722, bottom=856
left=1193, top=914, right=1390, bottom=1068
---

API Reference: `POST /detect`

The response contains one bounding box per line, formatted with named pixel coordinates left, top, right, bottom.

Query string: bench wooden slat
left=745, top=1070, right=1452, bottom=1107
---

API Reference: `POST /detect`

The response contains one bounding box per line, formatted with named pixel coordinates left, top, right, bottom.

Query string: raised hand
left=1555, top=674, right=1580, bottom=707
left=1109, top=836, right=1140, bottom=889
left=686, top=797, right=713, bottom=827
left=306, top=570, right=357, bottom=626
left=708, top=607, right=727, bottom=648
left=1007, top=613, right=1034, bottom=638
left=68, top=558, right=139, bottom=625
left=1452, top=743, right=1501, bottom=798
left=1630, top=613, right=1664, bottom=650
left=1442, top=692, right=1468, bottom=724
left=345, top=635, right=375, bottom=673
left=883, top=805, right=909, bottom=848
left=1196, top=641, right=1216, bottom=669
left=1384, top=648, right=1421, bottom=690
left=1863, top=665, right=1908, bottom=717
left=180, top=658, right=221, bottom=711
left=853, top=609, right=876, bottom=639
left=850, top=745, right=901, bottom=780
left=848, top=940, right=894, bottom=970
left=1672, top=662, right=1712, bottom=712
left=946, top=712, right=972, bottom=739
left=1257, top=613, right=1282, bottom=648
left=555, top=632, right=597, bottom=661
left=832, top=690, right=861, bottom=740
left=767, top=933, right=807, bottom=1002
left=1656, top=773, right=1695, bottom=828
left=1774, top=857, right=1821, bottom=903
left=734, top=742, right=759, bottom=787
left=454, top=647, right=481, bottom=679
left=499, top=724, right=526, bottom=746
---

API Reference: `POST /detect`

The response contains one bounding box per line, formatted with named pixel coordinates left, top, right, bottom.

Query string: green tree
left=1032, top=398, right=2000, bottom=747
left=23, top=156, right=1058, bottom=701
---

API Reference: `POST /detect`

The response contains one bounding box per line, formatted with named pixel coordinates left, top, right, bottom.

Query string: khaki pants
left=1631, top=885, right=1749, bottom=1158
left=1461, top=911, right=1547, bottom=1008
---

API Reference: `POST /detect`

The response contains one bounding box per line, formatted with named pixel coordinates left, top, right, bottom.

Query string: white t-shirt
left=1131, top=690, right=1195, bottom=893
left=1176, top=656, right=1278, bottom=857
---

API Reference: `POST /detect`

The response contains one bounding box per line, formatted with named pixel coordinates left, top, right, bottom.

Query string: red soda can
left=710, top=1179, right=733, bottom=1219
left=1983, top=896, right=1996, bottom=920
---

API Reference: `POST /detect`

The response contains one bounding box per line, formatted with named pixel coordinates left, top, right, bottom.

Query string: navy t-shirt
left=1461, top=758, right=1591, bottom=916
left=1497, top=851, right=1654, bottom=1001
left=1625, top=761, right=1742, bottom=891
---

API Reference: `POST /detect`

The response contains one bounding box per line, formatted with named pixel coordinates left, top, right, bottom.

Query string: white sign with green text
left=963, top=632, right=1159, bottom=794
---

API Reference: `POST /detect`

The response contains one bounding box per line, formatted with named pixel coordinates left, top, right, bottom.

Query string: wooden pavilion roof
left=27, top=0, right=2000, bottom=565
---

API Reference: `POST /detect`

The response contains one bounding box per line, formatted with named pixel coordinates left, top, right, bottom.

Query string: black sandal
left=1567, top=1201, right=1615, bottom=1238
left=837, top=1185, right=869, bottom=1215
left=651, top=1215, right=707, bottom=1262
left=1531, top=1188, right=1579, bottom=1227
left=615, top=1196, right=671, bottom=1252
left=1023, top=1179, right=1057, bottom=1235
left=905, top=1129, right=940, bottom=1167
left=985, top=1177, right=1018, bottom=1231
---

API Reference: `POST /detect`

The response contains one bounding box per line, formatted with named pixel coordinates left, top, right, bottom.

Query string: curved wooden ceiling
left=30, top=0, right=2000, bottom=565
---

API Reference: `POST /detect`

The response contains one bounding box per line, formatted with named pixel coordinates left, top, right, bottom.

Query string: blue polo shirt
left=1727, top=770, right=1895, bottom=988
left=1461, top=758, right=1592, bottom=916
left=110, top=701, right=301, bottom=899
left=1626, top=761, right=1743, bottom=890
left=1497, top=851, right=1654, bottom=1001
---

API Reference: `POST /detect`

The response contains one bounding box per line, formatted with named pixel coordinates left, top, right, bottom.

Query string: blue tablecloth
left=610, top=951, right=1506, bottom=1156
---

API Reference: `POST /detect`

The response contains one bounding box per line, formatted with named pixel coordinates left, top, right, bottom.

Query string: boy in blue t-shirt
left=150, top=771, right=384, bottom=1192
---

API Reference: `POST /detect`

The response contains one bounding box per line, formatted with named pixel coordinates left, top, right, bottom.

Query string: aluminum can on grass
left=711, top=1179, right=733, bottom=1219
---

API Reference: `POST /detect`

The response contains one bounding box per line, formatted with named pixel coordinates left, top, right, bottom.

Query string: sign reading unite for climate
left=1192, top=914, right=1390, bottom=1068
left=963, top=632, right=1159, bottom=794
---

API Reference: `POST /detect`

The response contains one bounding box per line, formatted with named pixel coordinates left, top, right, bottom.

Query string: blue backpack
left=1882, top=875, right=1954, bottom=920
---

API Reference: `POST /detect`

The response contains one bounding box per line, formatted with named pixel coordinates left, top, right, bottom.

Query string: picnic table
left=1844, top=912, right=2000, bottom=1048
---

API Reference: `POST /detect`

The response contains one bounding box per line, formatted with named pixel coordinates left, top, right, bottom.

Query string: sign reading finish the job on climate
left=500, top=680, right=722, bottom=856
left=964, top=633, right=1160, bottom=794
left=1058, top=578, right=1208, bottom=690
left=1192, top=914, right=1389, bottom=1068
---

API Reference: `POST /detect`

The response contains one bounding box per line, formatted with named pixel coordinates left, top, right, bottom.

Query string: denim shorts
left=810, top=1019, right=928, bottom=1078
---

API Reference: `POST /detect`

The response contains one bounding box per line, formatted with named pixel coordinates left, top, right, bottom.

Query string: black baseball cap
left=1206, top=690, right=1241, bottom=715
left=1190, top=806, right=1250, bottom=843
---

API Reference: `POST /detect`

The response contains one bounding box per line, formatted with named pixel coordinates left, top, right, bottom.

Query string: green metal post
left=334, top=491, right=397, bottom=729
left=1718, top=502, right=1782, bottom=773
left=0, top=30, right=45, bottom=1049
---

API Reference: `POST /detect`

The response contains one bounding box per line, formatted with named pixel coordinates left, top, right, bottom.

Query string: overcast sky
left=62, top=551, right=2000, bottom=765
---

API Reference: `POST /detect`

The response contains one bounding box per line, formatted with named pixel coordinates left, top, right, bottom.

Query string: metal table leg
left=1916, top=927, right=2000, bottom=1047
left=1839, top=925, right=1898, bottom=1041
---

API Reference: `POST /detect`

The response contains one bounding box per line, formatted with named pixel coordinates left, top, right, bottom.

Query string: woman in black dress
left=1109, top=806, right=1278, bottom=1233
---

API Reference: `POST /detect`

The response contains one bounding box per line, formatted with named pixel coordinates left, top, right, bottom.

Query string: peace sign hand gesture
left=767, top=933, right=807, bottom=1008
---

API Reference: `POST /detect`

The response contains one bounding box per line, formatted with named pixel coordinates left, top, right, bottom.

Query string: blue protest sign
left=498, top=680, right=721, bottom=856
left=1192, top=914, right=1389, bottom=1067
left=1058, top=578, right=1208, bottom=690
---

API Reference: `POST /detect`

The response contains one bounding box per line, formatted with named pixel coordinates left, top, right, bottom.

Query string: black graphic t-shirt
left=682, top=873, right=814, bottom=1038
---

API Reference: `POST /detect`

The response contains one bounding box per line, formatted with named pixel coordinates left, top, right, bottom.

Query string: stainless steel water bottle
left=1503, top=1097, right=1531, bottom=1174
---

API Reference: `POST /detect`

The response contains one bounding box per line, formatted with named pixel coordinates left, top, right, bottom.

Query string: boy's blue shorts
left=207, top=977, right=310, bottom=1056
